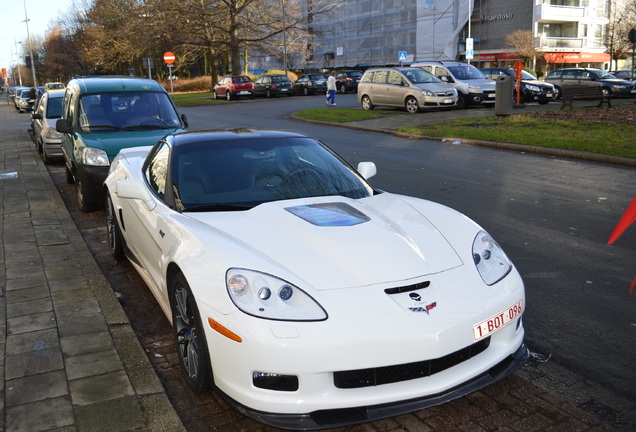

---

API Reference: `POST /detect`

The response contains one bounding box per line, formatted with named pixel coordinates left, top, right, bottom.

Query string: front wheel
left=171, top=272, right=214, bottom=394
left=455, top=94, right=467, bottom=110
left=76, top=176, right=97, bottom=213
left=303, top=87, right=310, bottom=96
left=601, top=87, right=612, bottom=97
left=266, top=88, right=272, bottom=98
left=226, top=91, right=233, bottom=101
left=339, top=84, right=347, bottom=94
left=212, top=91, right=218, bottom=100
left=405, top=97, right=420, bottom=114
left=361, top=95, right=374, bottom=111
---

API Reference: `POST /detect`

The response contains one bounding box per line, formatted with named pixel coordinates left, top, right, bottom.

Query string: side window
left=65, top=91, right=75, bottom=128
left=145, top=142, right=170, bottom=200
left=372, top=71, right=388, bottom=83
left=388, top=71, right=404, bottom=85
left=361, top=72, right=374, bottom=83
left=562, top=70, right=577, bottom=79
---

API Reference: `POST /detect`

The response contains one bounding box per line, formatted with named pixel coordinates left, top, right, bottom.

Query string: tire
left=455, top=94, right=467, bottom=110
left=601, top=87, right=611, bottom=97
left=361, top=95, right=374, bottom=111
left=405, top=97, right=420, bottom=114
left=212, top=91, right=218, bottom=100
left=226, top=91, right=232, bottom=101
left=76, top=176, right=96, bottom=213
left=65, top=165, right=75, bottom=184
left=171, top=272, right=214, bottom=393
left=105, top=194, right=125, bottom=259
left=303, top=87, right=309, bottom=96
left=339, top=84, right=347, bottom=94
left=266, top=88, right=272, bottom=98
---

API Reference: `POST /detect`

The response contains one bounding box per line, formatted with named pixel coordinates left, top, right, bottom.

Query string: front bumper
left=223, top=343, right=529, bottom=430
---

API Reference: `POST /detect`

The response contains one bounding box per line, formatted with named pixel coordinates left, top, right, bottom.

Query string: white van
left=411, top=61, right=496, bottom=109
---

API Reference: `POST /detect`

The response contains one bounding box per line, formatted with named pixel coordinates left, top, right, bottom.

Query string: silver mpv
left=357, top=67, right=458, bottom=113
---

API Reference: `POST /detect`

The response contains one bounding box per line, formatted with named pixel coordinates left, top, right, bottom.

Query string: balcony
left=539, top=36, right=605, bottom=51
left=536, top=3, right=608, bottom=22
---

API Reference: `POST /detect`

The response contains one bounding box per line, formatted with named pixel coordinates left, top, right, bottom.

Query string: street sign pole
left=163, top=52, right=176, bottom=97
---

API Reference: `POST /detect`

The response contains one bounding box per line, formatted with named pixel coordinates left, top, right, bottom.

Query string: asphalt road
left=181, top=94, right=636, bottom=404
left=40, top=93, right=636, bottom=430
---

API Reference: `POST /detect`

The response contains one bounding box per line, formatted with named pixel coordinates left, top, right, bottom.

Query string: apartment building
left=251, top=0, right=615, bottom=76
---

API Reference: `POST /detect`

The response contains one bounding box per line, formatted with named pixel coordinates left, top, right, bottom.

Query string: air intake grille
left=333, top=337, right=490, bottom=389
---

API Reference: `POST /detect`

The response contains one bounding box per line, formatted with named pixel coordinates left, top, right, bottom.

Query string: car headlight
left=420, top=89, right=435, bottom=97
left=81, top=147, right=110, bottom=166
left=614, top=85, right=626, bottom=89
left=526, top=85, right=540, bottom=92
left=472, top=231, right=512, bottom=285
left=44, top=127, right=63, bottom=140
left=467, top=84, right=481, bottom=91
left=226, top=269, right=327, bottom=321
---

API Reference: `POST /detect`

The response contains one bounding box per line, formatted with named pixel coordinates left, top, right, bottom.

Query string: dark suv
left=545, top=67, right=636, bottom=98
left=335, top=70, right=363, bottom=93
left=481, top=67, right=556, bottom=104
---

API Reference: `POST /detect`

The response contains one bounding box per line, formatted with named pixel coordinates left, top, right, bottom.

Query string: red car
left=213, top=75, right=255, bottom=100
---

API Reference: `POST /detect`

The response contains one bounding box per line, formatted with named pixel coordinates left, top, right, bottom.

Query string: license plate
left=443, top=99, right=452, bottom=104
left=473, top=300, right=523, bottom=341
left=545, top=92, right=553, bottom=97
left=239, top=91, right=250, bottom=95
left=280, top=88, right=288, bottom=92
left=487, top=93, right=496, bottom=98
left=631, top=89, right=636, bottom=93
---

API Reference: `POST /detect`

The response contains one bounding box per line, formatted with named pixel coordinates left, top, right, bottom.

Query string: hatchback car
left=358, top=67, right=458, bottom=113
left=15, top=88, right=36, bottom=113
left=545, top=67, right=636, bottom=98
left=481, top=67, right=556, bottom=104
left=31, top=90, right=65, bottom=163
left=293, top=73, right=328, bottom=95
left=335, top=70, right=363, bottom=93
left=213, top=75, right=255, bottom=100
left=105, top=128, right=527, bottom=430
left=55, top=76, right=187, bottom=212
left=411, top=61, right=496, bottom=108
left=253, top=74, right=294, bottom=98
left=45, top=82, right=65, bottom=92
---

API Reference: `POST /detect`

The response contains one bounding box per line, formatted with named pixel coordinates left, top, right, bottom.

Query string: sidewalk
left=0, top=102, right=184, bottom=431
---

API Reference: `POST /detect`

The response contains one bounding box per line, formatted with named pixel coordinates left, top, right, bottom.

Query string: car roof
left=45, top=90, right=66, bottom=98
left=68, top=76, right=167, bottom=93
left=167, top=128, right=311, bottom=147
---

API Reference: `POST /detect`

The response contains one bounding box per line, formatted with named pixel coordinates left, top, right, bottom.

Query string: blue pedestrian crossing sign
left=398, top=51, right=408, bottom=62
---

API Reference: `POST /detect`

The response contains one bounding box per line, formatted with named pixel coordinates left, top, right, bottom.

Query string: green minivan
left=56, top=76, right=187, bottom=212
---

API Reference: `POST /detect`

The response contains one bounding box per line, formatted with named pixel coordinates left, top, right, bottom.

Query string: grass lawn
left=294, top=108, right=397, bottom=122
left=172, top=92, right=223, bottom=107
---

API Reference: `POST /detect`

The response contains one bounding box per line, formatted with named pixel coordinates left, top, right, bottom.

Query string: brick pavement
left=0, top=100, right=184, bottom=431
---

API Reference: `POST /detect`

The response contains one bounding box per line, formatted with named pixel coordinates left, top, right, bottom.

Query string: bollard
left=495, top=75, right=513, bottom=116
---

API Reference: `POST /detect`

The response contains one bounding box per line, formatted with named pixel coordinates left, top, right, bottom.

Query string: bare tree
left=504, top=29, right=538, bottom=66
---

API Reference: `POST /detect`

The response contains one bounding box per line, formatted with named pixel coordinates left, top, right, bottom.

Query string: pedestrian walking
left=326, top=71, right=337, bottom=106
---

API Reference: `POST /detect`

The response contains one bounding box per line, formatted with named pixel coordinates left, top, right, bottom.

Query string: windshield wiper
left=184, top=203, right=253, bottom=212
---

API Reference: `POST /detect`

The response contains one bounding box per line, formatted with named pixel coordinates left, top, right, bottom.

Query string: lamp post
left=13, top=40, right=23, bottom=87
left=23, top=0, right=38, bottom=89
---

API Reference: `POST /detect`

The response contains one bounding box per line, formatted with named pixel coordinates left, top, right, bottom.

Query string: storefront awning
left=477, top=53, right=520, bottom=62
left=544, top=52, right=610, bottom=63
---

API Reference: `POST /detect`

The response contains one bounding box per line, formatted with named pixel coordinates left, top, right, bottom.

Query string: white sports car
left=104, top=129, right=528, bottom=429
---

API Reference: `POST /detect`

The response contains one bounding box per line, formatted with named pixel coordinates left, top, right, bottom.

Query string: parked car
left=358, top=67, right=458, bottom=113
left=411, top=61, right=496, bottom=109
left=31, top=90, right=65, bottom=163
left=14, top=87, right=36, bottom=113
left=335, top=70, right=363, bottom=93
left=293, top=73, right=328, bottom=95
left=545, top=67, right=636, bottom=98
left=213, top=75, right=255, bottom=100
left=104, top=127, right=528, bottom=430
left=480, top=67, right=556, bottom=104
left=610, top=70, right=636, bottom=81
left=45, top=82, right=65, bottom=92
left=55, top=76, right=187, bottom=212
left=253, top=74, right=294, bottom=98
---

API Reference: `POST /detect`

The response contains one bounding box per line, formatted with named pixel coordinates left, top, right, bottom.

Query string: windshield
left=448, top=65, right=487, bottom=80
left=78, top=91, right=181, bottom=132
left=521, top=70, right=538, bottom=80
left=46, top=97, right=63, bottom=119
left=403, top=69, right=440, bottom=84
left=592, top=70, right=617, bottom=80
left=173, top=137, right=374, bottom=210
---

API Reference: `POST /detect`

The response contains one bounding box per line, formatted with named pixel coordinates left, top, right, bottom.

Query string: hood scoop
left=285, top=202, right=370, bottom=227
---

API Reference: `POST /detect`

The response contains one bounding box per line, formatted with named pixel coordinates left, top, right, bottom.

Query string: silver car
left=358, top=67, right=457, bottom=113
left=31, top=90, right=65, bottom=163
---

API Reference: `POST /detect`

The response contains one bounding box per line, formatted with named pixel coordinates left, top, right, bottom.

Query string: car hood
left=523, top=79, right=553, bottom=88
left=414, top=82, right=455, bottom=92
left=187, top=194, right=465, bottom=290
left=462, top=78, right=496, bottom=91
left=81, top=128, right=183, bottom=159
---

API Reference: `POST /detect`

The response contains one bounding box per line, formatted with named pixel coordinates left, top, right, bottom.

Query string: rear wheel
left=171, top=272, right=213, bottom=393
left=339, top=84, right=347, bottom=94
left=266, top=88, right=272, bottom=98
left=105, top=194, right=124, bottom=259
left=303, top=87, right=310, bottom=96
left=361, top=95, right=374, bottom=111
left=405, top=97, right=420, bottom=113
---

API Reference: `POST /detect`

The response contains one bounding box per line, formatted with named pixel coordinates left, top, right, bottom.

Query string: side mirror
left=32, top=113, right=42, bottom=120
left=116, top=179, right=157, bottom=211
left=181, top=113, right=189, bottom=128
left=56, top=119, right=71, bottom=133
left=357, top=162, right=377, bottom=180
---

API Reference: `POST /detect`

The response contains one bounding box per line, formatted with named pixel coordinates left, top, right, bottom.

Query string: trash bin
left=495, top=75, right=513, bottom=116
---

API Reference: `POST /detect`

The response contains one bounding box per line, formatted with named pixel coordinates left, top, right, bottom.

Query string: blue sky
left=2, top=0, right=75, bottom=83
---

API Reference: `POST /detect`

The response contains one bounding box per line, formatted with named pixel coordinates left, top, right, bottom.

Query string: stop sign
left=163, top=52, right=176, bottom=64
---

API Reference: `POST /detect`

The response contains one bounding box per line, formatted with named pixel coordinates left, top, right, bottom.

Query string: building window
left=426, top=0, right=434, bottom=9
